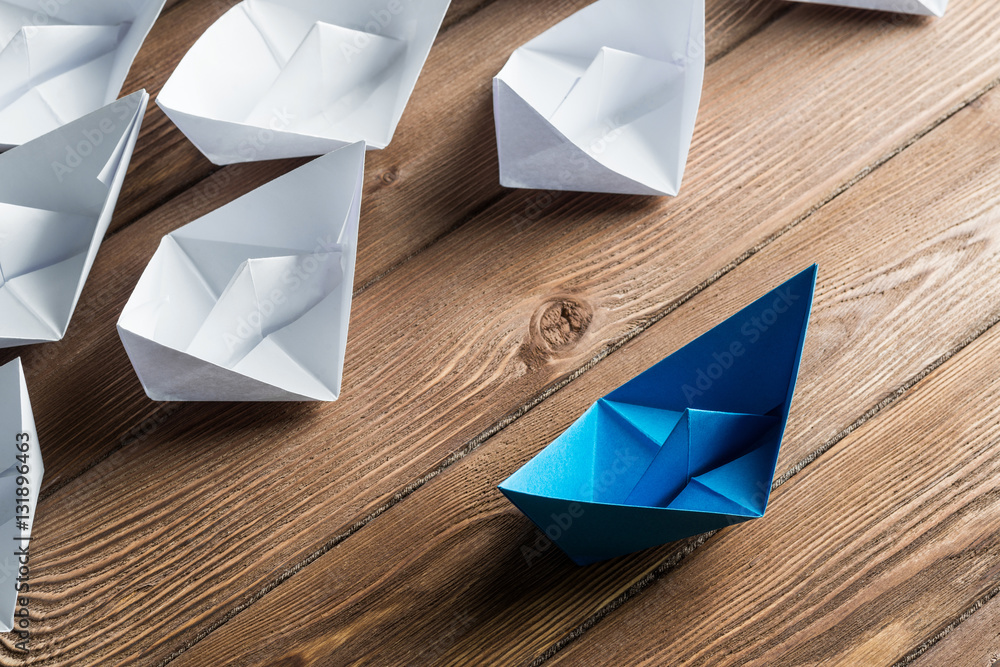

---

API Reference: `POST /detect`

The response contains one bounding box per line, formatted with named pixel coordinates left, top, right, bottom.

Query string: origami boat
left=793, top=0, right=946, bottom=16
left=493, top=0, right=704, bottom=196
left=0, top=358, right=44, bottom=632
left=118, top=141, right=365, bottom=401
left=499, top=266, right=818, bottom=565
left=0, top=0, right=164, bottom=148
left=0, top=90, right=148, bottom=348
left=157, top=0, right=451, bottom=165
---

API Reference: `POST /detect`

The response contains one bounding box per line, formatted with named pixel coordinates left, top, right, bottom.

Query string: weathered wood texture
left=0, top=0, right=997, bottom=665
left=166, top=75, right=1000, bottom=667
left=910, top=592, right=1000, bottom=667
left=110, top=0, right=500, bottom=232
left=545, top=300, right=1000, bottom=667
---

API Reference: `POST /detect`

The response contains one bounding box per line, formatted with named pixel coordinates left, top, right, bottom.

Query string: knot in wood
left=520, top=297, right=593, bottom=368
left=380, top=167, right=399, bottom=185
left=538, top=299, right=591, bottom=349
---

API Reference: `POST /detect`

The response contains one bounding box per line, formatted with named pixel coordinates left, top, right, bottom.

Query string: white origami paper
left=493, top=0, right=705, bottom=197
left=793, top=0, right=946, bottom=16
left=0, top=90, right=148, bottom=348
left=157, top=0, right=451, bottom=165
left=0, top=0, right=164, bottom=148
left=118, top=141, right=365, bottom=401
left=0, top=358, right=44, bottom=633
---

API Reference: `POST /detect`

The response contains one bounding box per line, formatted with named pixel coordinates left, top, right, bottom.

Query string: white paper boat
left=0, top=0, right=164, bottom=148
left=0, top=358, right=44, bottom=633
left=0, top=90, right=148, bottom=349
left=793, top=0, right=946, bottom=16
left=118, top=141, right=365, bottom=401
left=157, top=0, right=451, bottom=165
left=493, top=0, right=705, bottom=197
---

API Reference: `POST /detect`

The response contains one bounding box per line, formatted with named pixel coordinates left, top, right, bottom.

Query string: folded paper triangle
left=0, top=358, right=44, bottom=632
left=0, top=90, right=148, bottom=348
left=499, top=266, right=817, bottom=565
left=157, top=0, right=450, bottom=165
left=117, top=141, right=366, bottom=401
left=792, top=0, right=947, bottom=16
left=492, top=0, right=704, bottom=196
left=0, top=0, right=165, bottom=148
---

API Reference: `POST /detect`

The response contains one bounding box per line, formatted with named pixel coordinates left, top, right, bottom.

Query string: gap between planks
left=152, top=60, right=1000, bottom=667
left=104, top=0, right=792, bottom=299
left=107, top=0, right=503, bottom=239
left=33, top=0, right=793, bottom=525
left=351, top=2, right=794, bottom=298
left=17, top=0, right=1000, bottom=664
left=531, top=284, right=1000, bottom=667
left=0, top=0, right=796, bottom=496
left=891, top=582, right=1000, bottom=667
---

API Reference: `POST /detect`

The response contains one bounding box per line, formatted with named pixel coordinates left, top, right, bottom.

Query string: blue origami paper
left=499, top=265, right=817, bottom=565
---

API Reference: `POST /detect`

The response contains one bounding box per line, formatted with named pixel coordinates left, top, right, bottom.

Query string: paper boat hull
left=117, top=142, right=365, bottom=402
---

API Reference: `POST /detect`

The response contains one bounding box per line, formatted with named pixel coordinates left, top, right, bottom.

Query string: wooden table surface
left=3, top=0, right=1000, bottom=664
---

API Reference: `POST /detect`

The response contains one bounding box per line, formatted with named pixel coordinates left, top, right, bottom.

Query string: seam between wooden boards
left=529, top=300, right=1000, bottom=667
left=526, top=75, right=1000, bottom=667
left=104, top=0, right=504, bottom=240
left=32, top=0, right=508, bottom=506
left=111, top=0, right=786, bottom=295
left=890, top=583, right=1000, bottom=667
left=40, top=0, right=787, bottom=514
left=151, top=63, right=1000, bottom=667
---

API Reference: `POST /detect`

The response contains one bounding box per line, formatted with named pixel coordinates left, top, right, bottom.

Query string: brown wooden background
left=2, top=0, right=1000, bottom=664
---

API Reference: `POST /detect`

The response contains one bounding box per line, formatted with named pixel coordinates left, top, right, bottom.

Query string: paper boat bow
left=493, top=0, right=704, bottom=196
left=118, top=141, right=365, bottom=401
left=0, top=358, right=43, bottom=632
left=793, top=0, right=946, bottom=16
left=157, top=0, right=451, bottom=165
left=0, top=90, right=147, bottom=348
left=500, top=266, right=817, bottom=565
left=0, top=0, right=164, bottom=148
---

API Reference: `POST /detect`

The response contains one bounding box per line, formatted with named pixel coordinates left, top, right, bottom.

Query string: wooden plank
left=161, top=80, right=1000, bottom=667
left=108, top=0, right=506, bottom=233
left=8, top=1, right=1000, bottom=664
left=2, top=0, right=783, bottom=484
left=542, top=330, right=1000, bottom=661
left=108, top=0, right=239, bottom=230
left=1, top=0, right=787, bottom=496
left=907, top=593, right=1000, bottom=667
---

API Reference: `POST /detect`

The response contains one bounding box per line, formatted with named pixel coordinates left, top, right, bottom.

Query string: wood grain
left=0, top=0, right=996, bottom=665
left=108, top=0, right=238, bottom=230
left=163, top=81, right=1000, bottom=667
left=1, top=0, right=783, bottom=488
left=0, top=0, right=787, bottom=500
left=542, top=87, right=1000, bottom=667
left=108, top=0, right=506, bottom=233
left=542, top=310, right=1000, bottom=666
left=909, top=593, right=1000, bottom=667
left=110, top=0, right=774, bottom=239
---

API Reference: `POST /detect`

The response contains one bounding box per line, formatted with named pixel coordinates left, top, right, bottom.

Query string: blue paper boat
left=499, top=266, right=817, bottom=565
